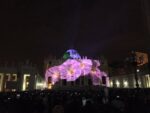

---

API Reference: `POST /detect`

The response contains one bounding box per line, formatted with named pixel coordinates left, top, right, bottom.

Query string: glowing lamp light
left=116, top=80, right=120, bottom=87
left=48, top=83, right=52, bottom=89
left=124, top=81, right=128, bottom=87
left=110, top=81, right=113, bottom=87
left=36, top=81, right=47, bottom=89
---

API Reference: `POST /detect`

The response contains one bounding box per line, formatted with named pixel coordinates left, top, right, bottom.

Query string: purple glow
left=45, top=66, right=60, bottom=84
left=45, top=58, right=108, bottom=86
left=58, top=65, right=67, bottom=79
left=90, top=67, right=101, bottom=78
left=92, top=76, right=101, bottom=86
left=93, top=60, right=100, bottom=67
left=79, top=59, right=92, bottom=75
left=66, top=49, right=81, bottom=59
left=101, top=71, right=107, bottom=76
left=61, top=59, right=82, bottom=81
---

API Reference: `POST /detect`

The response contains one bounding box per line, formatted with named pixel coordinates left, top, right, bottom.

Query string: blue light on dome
left=64, top=49, right=81, bottom=59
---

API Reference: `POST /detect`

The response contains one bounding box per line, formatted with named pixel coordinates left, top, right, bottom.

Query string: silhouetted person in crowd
left=52, top=105, right=64, bottom=113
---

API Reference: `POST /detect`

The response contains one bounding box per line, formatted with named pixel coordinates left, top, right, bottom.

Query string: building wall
left=0, top=64, right=39, bottom=92
left=109, top=73, right=150, bottom=88
left=44, top=56, right=109, bottom=89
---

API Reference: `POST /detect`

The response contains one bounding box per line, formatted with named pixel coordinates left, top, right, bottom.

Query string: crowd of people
left=0, top=88, right=150, bottom=113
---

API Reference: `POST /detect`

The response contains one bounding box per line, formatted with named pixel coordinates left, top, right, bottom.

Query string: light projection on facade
left=45, top=49, right=108, bottom=86
left=63, top=49, right=81, bottom=59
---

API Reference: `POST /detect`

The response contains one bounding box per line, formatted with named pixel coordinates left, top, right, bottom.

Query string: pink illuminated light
left=45, top=58, right=108, bottom=86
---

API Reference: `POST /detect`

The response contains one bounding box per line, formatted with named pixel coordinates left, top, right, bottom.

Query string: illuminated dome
left=63, top=49, right=81, bottom=59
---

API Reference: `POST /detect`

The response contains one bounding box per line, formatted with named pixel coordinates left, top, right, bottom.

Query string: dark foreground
left=0, top=88, right=150, bottom=113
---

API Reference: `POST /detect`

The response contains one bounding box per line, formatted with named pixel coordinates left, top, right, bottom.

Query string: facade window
left=116, top=80, right=120, bottom=88
left=12, top=89, right=16, bottom=92
left=88, top=79, right=92, bottom=86
left=62, top=79, right=67, bottom=86
left=102, top=76, right=106, bottom=85
left=145, top=74, right=150, bottom=88
left=123, top=80, right=128, bottom=88
left=0, top=73, right=4, bottom=92
left=48, top=83, right=52, bottom=89
left=5, top=74, right=11, bottom=81
left=81, top=78, right=84, bottom=85
left=48, top=77, right=51, bottom=84
left=75, top=79, right=80, bottom=85
left=138, top=80, right=141, bottom=87
left=23, top=74, right=30, bottom=91
left=110, top=80, right=113, bottom=87
left=4, top=74, right=11, bottom=90
left=11, top=74, right=17, bottom=81
left=5, top=75, right=9, bottom=81
left=71, top=81, right=74, bottom=86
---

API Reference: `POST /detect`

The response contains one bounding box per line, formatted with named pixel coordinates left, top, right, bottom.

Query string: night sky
left=1, top=0, right=150, bottom=63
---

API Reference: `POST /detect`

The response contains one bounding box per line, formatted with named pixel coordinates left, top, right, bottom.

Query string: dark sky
left=1, top=0, right=150, bottom=63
